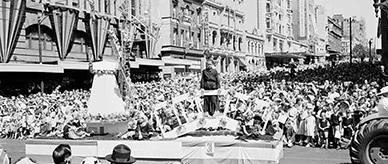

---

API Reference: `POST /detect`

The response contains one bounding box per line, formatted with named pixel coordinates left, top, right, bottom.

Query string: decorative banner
left=87, top=12, right=111, bottom=61
left=0, top=0, right=26, bottom=63
left=47, top=5, right=79, bottom=60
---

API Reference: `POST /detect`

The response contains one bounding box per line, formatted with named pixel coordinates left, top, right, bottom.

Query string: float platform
left=26, top=136, right=283, bottom=164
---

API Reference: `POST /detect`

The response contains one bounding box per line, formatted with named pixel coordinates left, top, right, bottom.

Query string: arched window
left=25, top=24, right=54, bottom=51
left=71, top=30, right=89, bottom=53
left=251, top=42, right=254, bottom=54
left=233, top=36, right=236, bottom=51
left=212, top=31, right=217, bottom=46
left=247, top=41, right=250, bottom=53
left=238, top=37, right=242, bottom=51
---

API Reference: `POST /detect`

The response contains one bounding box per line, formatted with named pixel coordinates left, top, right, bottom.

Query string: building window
left=287, top=0, right=291, bottom=9
left=131, top=0, right=136, bottom=16
left=239, top=37, right=242, bottom=51
left=266, top=18, right=270, bottom=29
left=72, top=1, right=79, bottom=7
left=279, top=41, right=283, bottom=52
left=273, top=38, right=277, bottom=51
left=173, top=28, right=178, bottom=46
left=191, top=32, right=195, bottom=46
left=212, top=31, right=217, bottom=46
left=181, top=30, right=185, bottom=47
left=247, top=41, right=250, bottom=53
left=266, top=3, right=270, bottom=12
left=104, top=0, right=110, bottom=14
left=197, top=32, right=201, bottom=48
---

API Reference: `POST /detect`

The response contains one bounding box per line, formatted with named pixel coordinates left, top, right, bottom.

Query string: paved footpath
left=0, top=139, right=350, bottom=164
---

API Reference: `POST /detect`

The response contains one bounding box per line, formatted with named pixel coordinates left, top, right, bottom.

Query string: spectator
left=52, top=144, right=71, bottom=164
left=105, top=144, right=136, bottom=164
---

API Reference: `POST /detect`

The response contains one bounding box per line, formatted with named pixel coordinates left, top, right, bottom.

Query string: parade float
left=25, top=1, right=283, bottom=164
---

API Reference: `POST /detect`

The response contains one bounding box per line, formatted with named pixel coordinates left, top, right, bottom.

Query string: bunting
left=87, top=12, right=111, bottom=61
left=0, top=0, right=26, bottom=63
left=47, top=5, right=79, bottom=60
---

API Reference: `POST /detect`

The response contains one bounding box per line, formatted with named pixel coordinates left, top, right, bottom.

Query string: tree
left=352, top=44, right=368, bottom=62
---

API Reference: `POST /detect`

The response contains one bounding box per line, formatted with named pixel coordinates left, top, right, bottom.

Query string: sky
left=316, top=0, right=377, bottom=39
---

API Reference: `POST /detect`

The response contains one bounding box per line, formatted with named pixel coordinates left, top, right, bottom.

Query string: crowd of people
left=0, top=88, right=91, bottom=139
left=0, top=62, right=383, bottom=150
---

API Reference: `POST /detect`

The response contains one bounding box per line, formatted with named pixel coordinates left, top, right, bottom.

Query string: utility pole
left=37, top=11, right=48, bottom=93
left=382, top=0, right=388, bottom=73
left=349, top=17, right=353, bottom=64
left=369, top=39, right=372, bottom=62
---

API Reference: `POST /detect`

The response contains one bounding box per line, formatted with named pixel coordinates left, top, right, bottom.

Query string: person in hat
left=200, top=59, right=221, bottom=117
left=377, top=86, right=388, bottom=116
left=106, top=144, right=136, bottom=164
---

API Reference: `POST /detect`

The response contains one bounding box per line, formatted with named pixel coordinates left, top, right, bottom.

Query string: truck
left=349, top=1, right=388, bottom=163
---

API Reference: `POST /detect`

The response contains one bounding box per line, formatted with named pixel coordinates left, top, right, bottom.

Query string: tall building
left=243, top=0, right=266, bottom=71
left=291, top=0, right=314, bottom=53
left=327, top=17, right=343, bottom=58
left=314, top=5, right=328, bottom=60
left=264, top=0, right=310, bottom=67
left=202, top=0, right=247, bottom=73
left=265, top=0, right=294, bottom=53
left=332, top=15, right=367, bottom=56
left=154, top=0, right=205, bottom=77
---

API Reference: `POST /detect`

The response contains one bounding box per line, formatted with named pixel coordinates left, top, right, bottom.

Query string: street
left=0, top=139, right=350, bottom=164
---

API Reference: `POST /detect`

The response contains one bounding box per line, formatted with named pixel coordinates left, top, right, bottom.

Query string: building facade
left=327, top=17, right=343, bottom=57
left=243, top=0, right=266, bottom=71
left=265, top=0, right=294, bottom=53
left=155, top=0, right=205, bottom=77
left=202, top=0, right=246, bottom=74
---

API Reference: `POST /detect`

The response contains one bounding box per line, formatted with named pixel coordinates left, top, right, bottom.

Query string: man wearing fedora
left=106, top=144, right=136, bottom=164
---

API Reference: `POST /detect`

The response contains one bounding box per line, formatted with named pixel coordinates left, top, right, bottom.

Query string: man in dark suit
left=200, top=59, right=220, bottom=116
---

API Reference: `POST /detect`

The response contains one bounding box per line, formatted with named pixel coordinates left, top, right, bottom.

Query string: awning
left=129, top=61, right=139, bottom=68
left=136, top=58, right=164, bottom=67
left=0, top=63, right=63, bottom=73
left=162, top=57, right=200, bottom=66
left=58, top=61, right=89, bottom=70
left=327, top=50, right=341, bottom=54
left=265, top=52, right=306, bottom=59
left=189, top=65, right=201, bottom=70
left=0, top=0, right=26, bottom=63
